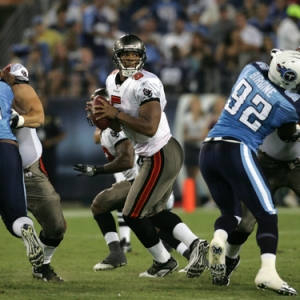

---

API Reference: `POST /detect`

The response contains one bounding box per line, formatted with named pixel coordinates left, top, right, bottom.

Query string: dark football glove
left=279, top=130, right=300, bottom=143
left=73, top=164, right=105, bottom=177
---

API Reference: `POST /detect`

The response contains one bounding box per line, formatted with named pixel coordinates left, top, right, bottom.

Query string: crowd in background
left=6, top=0, right=300, bottom=208
left=8, top=0, right=298, bottom=98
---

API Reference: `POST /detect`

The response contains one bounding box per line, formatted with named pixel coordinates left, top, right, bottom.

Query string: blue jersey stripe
left=240, top=143, right=277, bottom=214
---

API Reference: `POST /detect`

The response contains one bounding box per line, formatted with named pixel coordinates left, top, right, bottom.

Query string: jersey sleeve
left=135, top=77, right=162, bottom=105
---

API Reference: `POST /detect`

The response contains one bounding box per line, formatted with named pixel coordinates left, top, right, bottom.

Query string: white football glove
left=10, top=109, right=25, bottom=128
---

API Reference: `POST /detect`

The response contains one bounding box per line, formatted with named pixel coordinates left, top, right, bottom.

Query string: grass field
left=0, top=206, right=299, bottom=300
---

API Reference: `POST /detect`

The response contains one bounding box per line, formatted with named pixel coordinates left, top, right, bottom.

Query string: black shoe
left=214, top=255, right=241, bottom=286
left=33, top=263, right=64, bottom=282
left=139, top=256, right=178, bottom=278
left=120, top=238, right=132, bottom=253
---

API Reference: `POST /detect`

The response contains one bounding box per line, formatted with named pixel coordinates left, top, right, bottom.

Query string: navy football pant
left=200, top=141, right=278, bottom=254
left=0, top=142, right=27, bottom=234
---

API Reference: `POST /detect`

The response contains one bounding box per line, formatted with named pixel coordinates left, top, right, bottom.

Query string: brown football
left=91, top=95, right=111, bottom=130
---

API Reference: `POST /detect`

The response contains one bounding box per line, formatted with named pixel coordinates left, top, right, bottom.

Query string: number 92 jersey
left=208, top=62, right=300, bottom=152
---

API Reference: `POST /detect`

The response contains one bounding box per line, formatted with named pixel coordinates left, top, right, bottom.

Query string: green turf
left=0, top=207, right=299, bottom=300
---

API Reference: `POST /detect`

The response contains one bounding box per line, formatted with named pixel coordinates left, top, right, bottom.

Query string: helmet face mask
left=268, top=49, right=300, bottom=93
left=113, top=34, right=147, bottom=77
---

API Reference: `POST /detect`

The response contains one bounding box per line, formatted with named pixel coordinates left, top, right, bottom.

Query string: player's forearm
left=116, top=111, right=158, bottom=137
left=104, top=157, right=134, bottom=174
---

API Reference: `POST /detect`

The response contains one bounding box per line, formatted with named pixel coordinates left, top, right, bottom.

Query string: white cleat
left=209, top=236, right=226, bottom=285
left=186, top=239, right=209, bottom=278
left=93, top=261, right=122, bottom=271
left=255, top=268, right=298, bottom=296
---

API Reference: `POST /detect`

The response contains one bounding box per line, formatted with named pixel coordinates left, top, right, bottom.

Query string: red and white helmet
left=268, top=49, right=300, bottom=93
left=3, top=63, right=29, bottom=82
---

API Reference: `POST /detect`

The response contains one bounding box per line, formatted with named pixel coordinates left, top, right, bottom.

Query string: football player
left=74, top=88, right=191, bottom=271
left=81, top=35, right=209, bottom=278
left=199, top=49, right=299, bottom=295
left=2, top=65, right=66, bottom=282
left=222, top=127, right=300, bottom=286
left=0, top=64, right=44, bottom=270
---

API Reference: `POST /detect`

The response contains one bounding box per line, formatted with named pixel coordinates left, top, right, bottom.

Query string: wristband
left=115, top=109, right=121, bottom=119
left=17, top=115, right=25, bottom=128
left=94, top=166, right=105, bottom=174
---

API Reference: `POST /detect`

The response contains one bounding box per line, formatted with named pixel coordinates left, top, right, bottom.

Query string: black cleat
left=33, top=264, right=64, bottom=282
left=139, top=256, right=178, bottom=278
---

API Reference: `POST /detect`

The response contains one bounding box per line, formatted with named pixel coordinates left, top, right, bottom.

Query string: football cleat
left=186, top=239, right=209, bottom=278
left=255, top=268, right=298, bottom=296
left=93, top=250, right=127, bottom=271
left=120, top=238, right=132, bottom=253
left=139, top=256, right=178, bottom=278
left=21, top=224, right=44, bottom=268
left=217, top=255, right=241, bottom=286
left=33, top=264, right=64, bottom=282
left=209, top=237, right=227, bottom=285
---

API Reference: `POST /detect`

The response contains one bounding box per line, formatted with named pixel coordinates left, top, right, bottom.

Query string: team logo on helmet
left=276, top=64, right=297, bottom=82
left=143, top=88, right=152, bottom=97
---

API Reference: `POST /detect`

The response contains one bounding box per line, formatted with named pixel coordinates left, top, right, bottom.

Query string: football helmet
left=112, top=34, right=147, bottom=77
left=3, top=63, right=29, bottom=82
left=268, top=49, right=300, bottom=93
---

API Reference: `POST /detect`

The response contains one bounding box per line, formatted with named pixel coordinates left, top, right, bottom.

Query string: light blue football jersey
left=0, top=80, right=17, bottom=140
left=208, top=62, right=300, bottom=152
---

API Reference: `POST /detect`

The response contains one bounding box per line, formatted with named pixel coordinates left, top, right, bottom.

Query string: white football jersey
left=106, top=69, right=172, bottom=157
left=260, top=130, right=300, bottom=161
left=101, top=128, right=138, bottom=181
left=14, top=127, right=42, bottom=168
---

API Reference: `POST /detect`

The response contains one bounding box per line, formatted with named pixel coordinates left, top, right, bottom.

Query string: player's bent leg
left=12, top=217, right=44, bottom=268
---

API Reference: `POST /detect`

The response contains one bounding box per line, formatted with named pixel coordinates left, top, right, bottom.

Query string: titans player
left=0, top=64, right=44, bottom=269
left=199, top=50, right=300, bottom=295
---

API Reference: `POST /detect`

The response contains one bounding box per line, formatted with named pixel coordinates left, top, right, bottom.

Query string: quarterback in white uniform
left=91, top=34, right=208, bottom=278
left=74, top=88, right=191, bottom=271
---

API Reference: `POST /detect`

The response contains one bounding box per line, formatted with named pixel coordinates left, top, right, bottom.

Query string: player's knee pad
left=41, top=218, right=66, bottom=240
